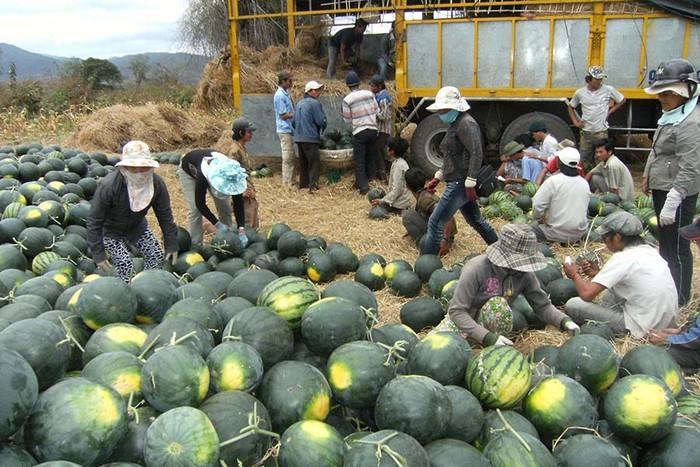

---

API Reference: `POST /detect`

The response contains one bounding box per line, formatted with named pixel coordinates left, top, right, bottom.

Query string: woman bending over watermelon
left=648, top=216, right=700, bottom=374
left=431, top=223, right=580, bottom=346
left=87, top=141, right=179, bottom=281
left=563, top=210, right=679, bottom=338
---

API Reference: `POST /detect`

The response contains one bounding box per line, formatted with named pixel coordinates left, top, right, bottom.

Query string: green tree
left=129, top=55, right=150, bottom=86
left=9, top=63, right=17, bottom=90
left=81, top=58, right=122, bottom=94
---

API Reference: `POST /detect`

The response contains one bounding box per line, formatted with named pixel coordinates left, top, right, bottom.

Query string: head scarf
left=119, top=167, right=154, bottom=212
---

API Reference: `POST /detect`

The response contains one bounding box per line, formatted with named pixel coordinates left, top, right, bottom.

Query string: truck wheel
left=499, top=112, right=575, bottom=152
left=410, top=114, right=448, bottom=175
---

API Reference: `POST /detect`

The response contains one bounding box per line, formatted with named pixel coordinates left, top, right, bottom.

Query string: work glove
left=165, top=251, right=178, bottom=266
left=494, top=335, right=514, bottom=346
left=96, top=260, right=117, bottom=276
left=464, top=177, right=478, bottom=201
left=563, top=320, right=581, bottom=337
left=215, top=221, right=229, bottom=232
left=659, top=188, right=682, bottom=226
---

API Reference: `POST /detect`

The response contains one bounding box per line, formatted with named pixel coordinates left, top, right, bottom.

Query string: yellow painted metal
left=228, top=0, right=242, bottom=111
left=287, top=0, right=296, bottom=47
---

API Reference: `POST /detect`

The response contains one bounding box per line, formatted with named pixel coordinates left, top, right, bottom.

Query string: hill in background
left=0, top=43, right=210, bottom=85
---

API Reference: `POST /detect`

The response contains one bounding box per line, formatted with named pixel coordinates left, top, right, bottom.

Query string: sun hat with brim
left=595, top=210, right=644, bottom=237
left=556, top=147, right=580, bottom=168
left=200, top=152, right=247, bottom=197
left=644, top=82, right=696, bottom=98
left=554, top=139, right=576, bottom=151
left=426, top=86, right=470, bottom=112
left=680, top=216, right=700, bottom=241
left=304, top=80, right=324, bottom=93
left=486, top=224, right=548, bottom=272
left=116, top=140, right=159, bottom=168
left=503, top=141, right=525, bottom=158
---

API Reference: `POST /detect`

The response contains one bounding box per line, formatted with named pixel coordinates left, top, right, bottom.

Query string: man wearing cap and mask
left=295, top=80, right=327, bottom=193
left=179, top=149, right=248, bottom=247
left=431, top=223, right=579, bottom=346
left=230, top=117, right=259, bottom=228
left=642, top=58, right=700, bottom=307
left=648, top=216, right=700, bottom=373
left=421, top=86, right=498, bottom=255
left=529, top=146, right=590, bottom=244
left=87, top=140, right=179, bottom=281
left=563, top=210, right=678, bottom=338
left=567, top=66, right=626, bottom=171
left=274, top=69, right=296, bottom=187
left=342, top=70, right=380, bottom=194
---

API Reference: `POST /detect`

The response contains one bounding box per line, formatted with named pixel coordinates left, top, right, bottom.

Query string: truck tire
left=499, top=112, right=575, bottom=152
left=410, top=114, right=448, bottom=175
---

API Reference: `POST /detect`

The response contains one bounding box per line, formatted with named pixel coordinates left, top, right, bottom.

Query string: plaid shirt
left=375, top=90, right=394, bottom=136
left=342, top=89, right=378, bottom=135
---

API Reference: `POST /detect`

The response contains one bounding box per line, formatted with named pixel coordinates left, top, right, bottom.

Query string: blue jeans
left=327, top=45, right=339, bottom=79
left=422, top=179, right=498, bottom=255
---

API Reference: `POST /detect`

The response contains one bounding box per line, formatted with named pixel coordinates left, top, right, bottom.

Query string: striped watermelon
left=32, top=250, right=61, bottom=275
left=677, top=394, right=700, bottom=422
left=464, top=346, right=531, bottom=409
left=257, top=276, right=320, bottom=328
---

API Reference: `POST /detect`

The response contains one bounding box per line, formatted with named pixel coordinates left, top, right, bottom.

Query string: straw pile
left=66, top=103, right=226, bottom=152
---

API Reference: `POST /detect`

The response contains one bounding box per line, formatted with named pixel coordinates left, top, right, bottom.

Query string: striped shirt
left=342, top=89, right=379, bottom=135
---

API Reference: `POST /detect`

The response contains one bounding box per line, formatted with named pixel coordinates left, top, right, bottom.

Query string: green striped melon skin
left=257, top=276, right=320, bottom=328
left=465, top=345, right=531, bottom=409
left=23, top=377, right=128, bottom=466
left=144, top=407, right=220, bottom=467
left=484, top=431, right=556, bottom=467
left=278, top=420, right=346, bottom=467
left=32, top=250, right=61, bottom=275
left=676, top=394, right=700, bottom=421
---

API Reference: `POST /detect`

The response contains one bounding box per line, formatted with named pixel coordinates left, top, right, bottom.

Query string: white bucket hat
left=116, top=140, right=159, bottom=168
left=426, top=86, right=470, bottom=112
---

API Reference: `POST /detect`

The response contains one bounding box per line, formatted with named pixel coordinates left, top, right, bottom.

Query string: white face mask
left=119, top=167, right=154, bottom=212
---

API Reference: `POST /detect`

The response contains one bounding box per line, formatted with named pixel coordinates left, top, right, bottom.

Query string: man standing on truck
left=327, top=18, right=368, bottom=79
left=567, top=66, right=626, bottom=172
left=274, top=69, right=296, bottom=187
left=422, top=86, right=499, bottom=255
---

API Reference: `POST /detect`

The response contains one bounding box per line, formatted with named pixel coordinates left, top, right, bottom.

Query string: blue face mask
left=439, top=109, right=459, bottom=124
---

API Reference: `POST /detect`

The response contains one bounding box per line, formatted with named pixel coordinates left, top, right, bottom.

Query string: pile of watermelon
left=1, top=142, right=700, bottom=466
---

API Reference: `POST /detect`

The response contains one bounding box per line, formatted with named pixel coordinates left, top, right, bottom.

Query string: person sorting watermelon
left=87, top=140, right=179, bottom=281
left=563, top=210, right=679, bottom=337
left=647, top=216, right=700, bottom=373
left=431, top=223, right=580, bottom=346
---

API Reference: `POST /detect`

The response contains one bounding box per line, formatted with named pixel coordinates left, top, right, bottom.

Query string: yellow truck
left=227, top=0, right=700, bottom=172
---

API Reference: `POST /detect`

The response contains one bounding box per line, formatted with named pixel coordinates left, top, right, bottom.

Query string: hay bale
left=66, top=103, right=226, bottom=152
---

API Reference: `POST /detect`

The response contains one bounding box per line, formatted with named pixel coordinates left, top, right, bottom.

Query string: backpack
left=475, top=164, right=498, bottom=197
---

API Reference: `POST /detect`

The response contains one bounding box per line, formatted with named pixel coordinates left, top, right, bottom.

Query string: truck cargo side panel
left=442, top=22, right=475, bottom=88
left=407, top=23, right=439, bottom=89
left=477, top=22, right=512, bottom=88
left=552, top=20, right=590, bottom=87
left=514, top=20, right=550, bottom=88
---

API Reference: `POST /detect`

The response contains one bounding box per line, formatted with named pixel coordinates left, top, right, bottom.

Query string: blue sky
left=0, top=1, right=189, bottom=59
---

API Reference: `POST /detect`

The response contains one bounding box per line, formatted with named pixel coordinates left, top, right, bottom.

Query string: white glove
left=165, top=251, right=178, bottom=266
left=434, top=170, right=444, bottom=182
left=464, top=177, right=477, bottom=188
left=659, top=188, right=683, bottom=226
left=563, top=320, right=580, bottom=337
left=494, top=335, right=514, bottom=346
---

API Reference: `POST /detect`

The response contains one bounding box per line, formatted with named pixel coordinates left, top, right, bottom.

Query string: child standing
left=371, top=136, right=413, bottom=214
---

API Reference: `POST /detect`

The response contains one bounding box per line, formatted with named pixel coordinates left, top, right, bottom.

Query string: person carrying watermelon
left=562, top=210, right=679, bottom=338
left=431, top=223, right=580, bottom=346
left=87, top=140, right=179, bottom=281
left=648, top=216, right=700, bottom=373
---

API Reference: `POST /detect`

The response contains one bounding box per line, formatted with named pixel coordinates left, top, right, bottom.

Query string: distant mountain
left=0, top=43, right=211, bottom=85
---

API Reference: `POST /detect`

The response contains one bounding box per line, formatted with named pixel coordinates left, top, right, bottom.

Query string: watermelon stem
left=137, top=333, right=161, bottom=360
left=495, top=408, right=532, bottom=453
left=171, top=330, right=197, bottom=346
left=58, top=316, right=85, bottom=353
left=374, top=341, right=407, bottom=366
left=219, top=402, right=280, bottom=448
left=356, top=432, right=407, bottom=466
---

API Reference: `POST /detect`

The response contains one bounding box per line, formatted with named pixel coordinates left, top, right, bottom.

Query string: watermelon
left=257, top=360, right=332, bottom=432
left=370, top=323, right=419, bottom=361
left=278, top=420, right=346, bottom=467
left=483, top=431, right=556, bottom=467
left=227, top=269, right=279, bottom=304
left=428, top=267, right=459, bottom=298
left=266, top=222, right=292, bottom=250
left=557, top=334, right=620, bottom=395
left=474, top=410, right=540, bottom=451
left=198, top=391, right=273, bottom=466
left=24, top=377, right=128, bottom=466
left=104, top=405, right=157, bottom=464
left=619, top=344, right=684, bottom=397
left=321, top=280, right=378, bottom=321
left=464, top=345, right=531, bottom=409
left=326, top=341, right=397, bottom=409
left=72, top=277, right=138, bottom=330
left=603, top=374, right=677, bottom=444
left=407, top=331, right=471, bottom=385
left=545, top=277, right=578, bottom=306
left=277, top=230, right=307, bottom=259
left=367, top=187, right=386, bottom=203
left=638, top=421, right=700, bottom=466
left=144, top=407, right=219, bottom=467
left=354, top=261, right=385, bottom=291
left=82, top=323, right=148, bottom=366
left=130, top=271, right=180, bottom=324
left=424, top=438, right=490, bottom=466
left=140, top=316, right=215, bottom=359
left=442, top=385, right=484, bottom=444
left=414, top=254, right=443, bottom=283
left=140, top=344, right=210, bottom=412
left=552, top=433, right=626, bottom=467
left=368, top=205, right=390, bottom=219
left=400, top=296, right=445, bottom=333
left=0, top=347, right=39, bottom=441
left=81, top=351, right=143, bottom=401
left=521, top=181, right=539, bottom=197
left=326, top=244, right=359, bottom=273
left=374, top=374, right=452, bottom=445
left=206, top=341, right=264, bottom=393
left=343, top=430, right=429, bottom=466
left=522, top=374, right=598, bottom=441
left=390, top=270, right=422, bottom=297
left=301, top=297, right=367, bottom=357
left=306, top=252, right=337, bottom=283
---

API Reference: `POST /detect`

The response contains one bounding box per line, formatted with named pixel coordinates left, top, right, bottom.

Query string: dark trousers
left=668, top=346, right=700, bottom=375
left=652, top=190, right=697, bottom=306
left=297, top=142, right=320, bottom=190
left=352, top=129, right=379, bottom=193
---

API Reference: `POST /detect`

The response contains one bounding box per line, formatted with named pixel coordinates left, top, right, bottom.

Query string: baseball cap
left=304, top=80, right=324, bottom=93
left=556, top=147, right=580, bottom=168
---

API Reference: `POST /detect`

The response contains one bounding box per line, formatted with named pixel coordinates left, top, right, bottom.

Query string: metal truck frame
left=227, top=0, right=700, bottom=173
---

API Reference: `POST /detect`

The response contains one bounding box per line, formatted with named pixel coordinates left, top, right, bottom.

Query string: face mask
left=439, top=109, right=459, bottom=124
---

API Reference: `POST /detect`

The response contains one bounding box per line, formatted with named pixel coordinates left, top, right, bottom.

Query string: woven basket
left=320, top=148, right=354, bottom=169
